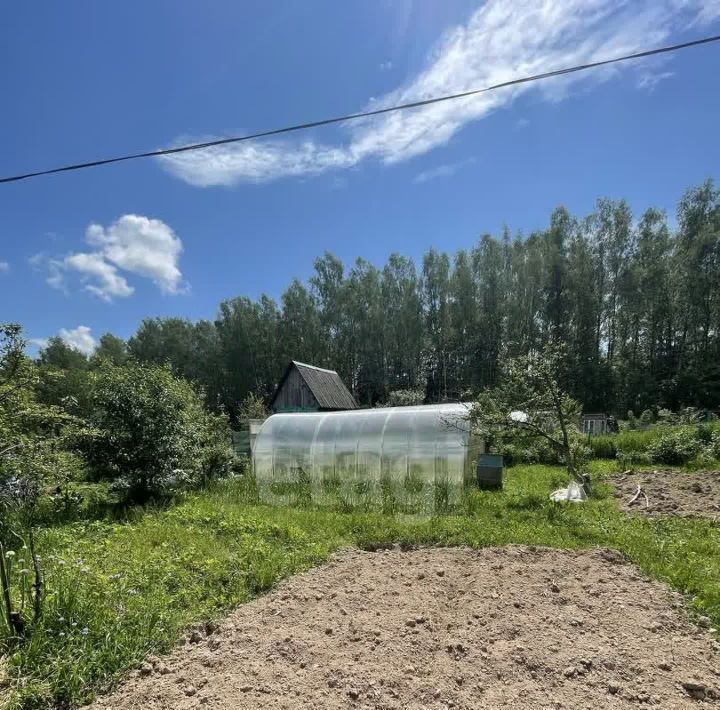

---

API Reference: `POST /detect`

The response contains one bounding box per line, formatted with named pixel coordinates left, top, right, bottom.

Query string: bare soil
left=613, top=470, right=720, bottom=520
left=89, top=546, right=720, bottom=709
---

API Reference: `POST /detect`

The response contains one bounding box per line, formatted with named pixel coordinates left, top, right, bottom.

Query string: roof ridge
left=292, top=360, right=338, bottom=374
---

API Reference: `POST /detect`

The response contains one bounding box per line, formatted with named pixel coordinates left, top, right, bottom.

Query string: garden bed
left=89, top=546, right=720, bottom=709
left=613, top=470, right=720, bottom=520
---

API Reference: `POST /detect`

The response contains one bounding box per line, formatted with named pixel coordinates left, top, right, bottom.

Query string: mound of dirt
left=613, top=470, right=720, bottom=520
left=90, top=546, right=720, bottom=709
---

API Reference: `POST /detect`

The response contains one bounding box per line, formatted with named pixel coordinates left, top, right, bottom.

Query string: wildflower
left=81, top=627, right=89, bottom=636
left=57, top=559, right=66, bottom=566
left=80, top=567, right=90, bottom=574
left=71, top=622, right=77, bottom=628
left=59, top=632, right=65, bottom=637
left=128, top=588, right=139, bottom=596
left=19, top=569, right=30, bottom=576
left=5, top=551, right=15, bottom=559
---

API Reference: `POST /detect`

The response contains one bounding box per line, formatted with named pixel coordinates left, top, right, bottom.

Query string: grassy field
left=1, top=461, right=720, bottom=709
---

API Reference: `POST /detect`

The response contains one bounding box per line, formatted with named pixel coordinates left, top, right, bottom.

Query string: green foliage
left=382, top=389, right=425, bottom=407
left=626, top=410, right=638, bottom=429
left=586, top=434, right=617, bottom=459
left=109, top=180, right=720, bottom=415
left=85, top=362, right=235, bottom=501
left=237, top=391, right=268, bottom=421
left=1, top=325, right=87, bottom=533
left=586, top=423, right=720, bottom=467
left=471, top=343, right=589, bottom=489
left=90, top=333, right=129, bottom=367
left=646, top=427, right=704, bottom=465
left=639, top=409, right=655, bottom=426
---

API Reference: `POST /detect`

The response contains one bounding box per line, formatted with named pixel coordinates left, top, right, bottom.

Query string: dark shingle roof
left=273, top=361, right=358, bottom=410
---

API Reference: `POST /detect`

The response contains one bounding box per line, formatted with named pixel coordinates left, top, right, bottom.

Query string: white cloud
left=637, top=70, right=675, bottom=92
left=64, top=252, right=134, bottom=301
left=414, top=157, right=475, bottom=184
left=693, top=0, right=720, bottom=24
left=27, top=337, right=49, bottom=350
left=42, top=215, right=185, bottom=302
left=58, top=326, right=97, bottom=355
left=0, top=261, right=9, bottom=273
left=159, top=0, right=719, bottom=187
left=379, top=60, right=393, bottom=71
left=515, top=118, right=530, bottom=130
left=85, top=215, right=183, bottom=294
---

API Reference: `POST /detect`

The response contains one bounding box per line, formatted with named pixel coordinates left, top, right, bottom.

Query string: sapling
left=470, top=343, right=592, bottom=495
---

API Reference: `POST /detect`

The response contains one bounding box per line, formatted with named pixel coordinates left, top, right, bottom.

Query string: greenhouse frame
left=252, top=403, right=481, bottom=496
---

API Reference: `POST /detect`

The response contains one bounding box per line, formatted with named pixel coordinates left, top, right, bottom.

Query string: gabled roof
left=271, top=361, right=358, bottom=410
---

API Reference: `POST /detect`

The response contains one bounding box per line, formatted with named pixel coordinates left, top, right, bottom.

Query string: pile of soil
left=613, top=470, right=720, bottom=520
left=90, top=546, right=720, bottom=709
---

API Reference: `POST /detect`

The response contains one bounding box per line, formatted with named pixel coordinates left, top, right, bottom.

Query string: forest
left=36, top=179, right=720, bottom=419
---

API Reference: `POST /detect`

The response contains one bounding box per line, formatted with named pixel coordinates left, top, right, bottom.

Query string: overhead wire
left=2, top=33, right=719, bottom=185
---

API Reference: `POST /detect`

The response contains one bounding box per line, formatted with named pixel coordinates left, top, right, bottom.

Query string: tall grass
left=587, top=422, right=720, bottom=460
left=1, top=463, right=719, bottom=709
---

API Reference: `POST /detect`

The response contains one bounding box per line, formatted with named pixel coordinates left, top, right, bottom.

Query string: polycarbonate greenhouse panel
left=252, top=404, right=478, bottom=493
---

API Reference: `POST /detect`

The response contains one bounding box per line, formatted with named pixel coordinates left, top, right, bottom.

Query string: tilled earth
left=90, top=546, right=720, bottom=709
left=613, top=469, right=720, bottom=520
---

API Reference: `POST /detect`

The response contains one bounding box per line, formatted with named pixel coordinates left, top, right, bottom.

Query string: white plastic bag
left=550, top=480, right=587, bottom=503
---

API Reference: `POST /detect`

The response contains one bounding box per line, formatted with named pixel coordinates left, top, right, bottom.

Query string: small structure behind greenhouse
left=270, top=361, right=358, bottom=414
left=231, top=418, right=265, bottom=457
left=581, top=413, right=615, bottom=435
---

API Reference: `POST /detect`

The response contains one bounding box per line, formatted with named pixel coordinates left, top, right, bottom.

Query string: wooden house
left=270, top=361, right=358, bottom=413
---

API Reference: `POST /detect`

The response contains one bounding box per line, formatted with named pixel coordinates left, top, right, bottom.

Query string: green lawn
left=1, top=462, right=719, bottom=709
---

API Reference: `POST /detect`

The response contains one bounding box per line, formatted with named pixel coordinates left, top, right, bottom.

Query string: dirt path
left=89, top=546, right=720, bottom=709
left=613, top=470, right=720, bottom=520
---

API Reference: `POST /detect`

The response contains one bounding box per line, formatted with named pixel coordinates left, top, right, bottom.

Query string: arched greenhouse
left=252, top=404, right=481, bottom=505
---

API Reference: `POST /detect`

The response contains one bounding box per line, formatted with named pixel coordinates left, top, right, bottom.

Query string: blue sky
left=1, top=0, right=719, bottom=353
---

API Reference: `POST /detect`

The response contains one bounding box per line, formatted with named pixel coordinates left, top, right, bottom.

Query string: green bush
left=639, top=408, right=655, bottom=426
left=708, top=430, right=720, bottom=459
left=616, top=448, right=651, bottom=469
left=587, top=434, right=617, bottom=459
left=85, top=362, right=236, bottom=501
left=497, top=440, right=563, bottom=466
left=646, top=427, right=703, bottom=466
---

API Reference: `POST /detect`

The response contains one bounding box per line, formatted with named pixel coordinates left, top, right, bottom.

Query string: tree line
left=39, top=179, right=720, bottom=419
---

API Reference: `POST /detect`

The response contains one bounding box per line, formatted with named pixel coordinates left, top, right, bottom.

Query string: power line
left=2, top=33, right=720, bottom=186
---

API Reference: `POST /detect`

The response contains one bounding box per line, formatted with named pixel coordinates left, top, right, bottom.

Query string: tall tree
left=421, top=249, right=451, bottom=401
left=382, top=254, right=423, bottom=393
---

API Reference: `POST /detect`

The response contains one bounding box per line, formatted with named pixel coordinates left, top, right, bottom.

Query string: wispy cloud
left=34, top=215, right=186, bottom=302
left=637, top=70, right=675, bottom=92
left=693, top=1, right=720, bottom=24
left=414, top=157, right=476, bottom=184
left=27, top=337, right=49, bottom=350
left=158, top=0, right=719, bottom=187
left=0, top=261, right=9, bottom=273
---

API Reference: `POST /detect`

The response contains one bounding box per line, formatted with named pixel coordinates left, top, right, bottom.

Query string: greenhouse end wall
left=252, top=404, right=481, bottom=505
